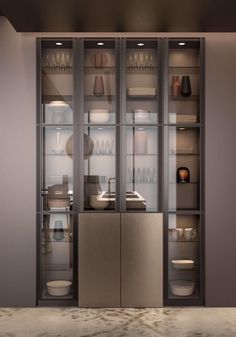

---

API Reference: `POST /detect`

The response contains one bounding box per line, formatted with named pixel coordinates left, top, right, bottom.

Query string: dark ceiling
left=1, top=0, right=236, bottom=32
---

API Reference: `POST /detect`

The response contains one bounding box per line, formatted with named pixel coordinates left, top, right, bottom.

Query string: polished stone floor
left=0, top=307, right=235, bottom=337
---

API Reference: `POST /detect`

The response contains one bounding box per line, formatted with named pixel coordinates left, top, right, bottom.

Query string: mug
left=169, top=229, right=178, bottom=241
left=184, top=227, right=197, bottom=240
left=176, top=228, right=184, bottom=239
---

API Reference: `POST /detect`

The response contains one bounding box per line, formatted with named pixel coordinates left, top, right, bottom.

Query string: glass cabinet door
left=38, top=39, right=77, bottom=304
left=125, top=39, right=160, bottom=212
left=165, top=39, right=204, bottom=304
left=83, top=39, right=118, bottom=211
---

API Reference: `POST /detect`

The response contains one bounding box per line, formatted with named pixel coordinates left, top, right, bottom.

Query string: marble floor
left=0, top=307, right=235, bottom=337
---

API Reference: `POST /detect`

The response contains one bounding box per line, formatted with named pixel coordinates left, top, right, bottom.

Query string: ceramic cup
left=169, top=229, right=178, bottom=241
left=176, top=228, right=184, bottom=239
left=184, top=228, right=197, bottom=240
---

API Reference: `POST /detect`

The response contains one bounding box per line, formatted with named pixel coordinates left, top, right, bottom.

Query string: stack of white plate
left=170, top=280, right=194, bottom=296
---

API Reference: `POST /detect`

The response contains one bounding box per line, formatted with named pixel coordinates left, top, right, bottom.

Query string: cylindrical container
left=53, top=220, right=64, bottom=241
left=134, top=131, right=148, bottom=155
left=181, top=75, right=192, bottom=96
left=177, top=167, right=190, bottom=183
left=171, top=76, right=181, bottom=97
left=93, top=75, right=105, bottom=97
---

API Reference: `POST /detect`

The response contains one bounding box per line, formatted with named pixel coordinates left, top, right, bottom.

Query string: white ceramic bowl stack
left=171, top=259, right=194, bottom=270
left=170, top=280, right=195, bottom=296
left=46, top=280, right=72, bottom=296
left=89, top=109, right=110, bottom=124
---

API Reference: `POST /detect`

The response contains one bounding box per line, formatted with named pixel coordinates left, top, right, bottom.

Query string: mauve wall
left=0, top=16, right=236, bottom=306
left=0, top=18, right=36, bottom=306
left=205, top=35, right=236, bottom=306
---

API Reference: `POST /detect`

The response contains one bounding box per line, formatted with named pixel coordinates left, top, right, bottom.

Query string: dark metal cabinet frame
left=36, top=37, right=205, bottom=307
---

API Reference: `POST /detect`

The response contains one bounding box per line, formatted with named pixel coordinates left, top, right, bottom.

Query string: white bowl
left=49, top=101, right=68, bottom=112
left=47, top=280, right=72, bottom=296
left=89, top=195, right=109, bottom=209
left=89, top=109, right=110, bottom=123
left=171, top=259, right=194, bottom=270
left=133, top=109, right=150, bottom=122
left=48, top=198, right=70, bottom=208
left=170, top=280, right=194, bottom=296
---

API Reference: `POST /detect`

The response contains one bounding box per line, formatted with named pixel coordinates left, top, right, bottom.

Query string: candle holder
left=177, top=167, right=190, bottom=183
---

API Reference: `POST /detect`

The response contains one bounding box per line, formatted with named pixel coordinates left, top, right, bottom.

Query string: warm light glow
left=178, top=42, right=186, bottom=46
left=138, top=127, right=144, bottom=130
left=56, top=127, right=62, bottom=130
left=137, top=43, right=144, bottom=47
left=179, top=127, right=186, bottom=131
left=97, top=42, right=104, bottom=46
left=98, top=127, right=104, bottom=130
left=56, top=42, right=63, bottom=46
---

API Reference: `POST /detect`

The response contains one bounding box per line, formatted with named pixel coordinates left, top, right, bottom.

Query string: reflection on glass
left=84, top=126, right=116, bottom=210
left=41, top=126, right=73, bottom=211
left=168, top=214, right=200, bottom=299
left=42, top=40, right=73, bottom=124
left=168, top=127, right=200, bottom=211
left=126, top=126, right=158, bottom=211
left=126, top=40, right=158, bottom=124
left=84, top=40, right=116, bottom=124
left=41, top=214, right=74, bottom=299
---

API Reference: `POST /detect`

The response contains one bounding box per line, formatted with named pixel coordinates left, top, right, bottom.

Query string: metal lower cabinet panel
left=121, top=213, right=163, bottom=307
left=79, top=213, right=120, bottom=307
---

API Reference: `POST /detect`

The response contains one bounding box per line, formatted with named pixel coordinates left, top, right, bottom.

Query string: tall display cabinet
left=37, top=37, right=204, bottom=307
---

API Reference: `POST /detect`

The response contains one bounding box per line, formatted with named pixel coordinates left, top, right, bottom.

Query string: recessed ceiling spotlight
left=56, top=127, right=62, bottom=130
left=138, top=127, right=144, bottom=130
left=56, top=42, right=62, bottom=46
left=179, top=127, right=186, bottom=131
left=97, top=42, right=104, bottom=46
left=98, top=127, right=104, bottom=130
left=137, top=43, right=144, bottom=47
left=178, top=42, right=186, bottom=46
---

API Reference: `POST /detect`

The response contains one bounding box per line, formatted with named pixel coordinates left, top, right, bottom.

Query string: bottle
left=171, top=76, right=181, bottom=97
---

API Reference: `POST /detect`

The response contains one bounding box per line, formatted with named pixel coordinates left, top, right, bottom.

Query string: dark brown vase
left=181, top=76, right=192, bottom=97
left=177, top=167, right=190, bottom=183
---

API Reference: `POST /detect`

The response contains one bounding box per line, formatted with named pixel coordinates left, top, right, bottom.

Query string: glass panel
left=41, top=39, right=73, bottom=124
left=84, top=40, right=116, bottom=124
left=41, top=214, right=74, bottom=299
left=84, top=126, right=116, bottom=210
left=126, top=39, right=158, bottom=124
left=41, top=126, right=73, bottom=211
left=168, top=39, right=200, bottom=124
left=168, top=214, right=201, bottom=299
left=126, top=126, right=158, bottom=211
left=168, top=126, right=200, bottom=211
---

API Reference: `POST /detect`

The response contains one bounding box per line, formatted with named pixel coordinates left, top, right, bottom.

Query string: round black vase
left=181, top=76, right=192, bottom=97
left=53, top=220, right=64, bottom=241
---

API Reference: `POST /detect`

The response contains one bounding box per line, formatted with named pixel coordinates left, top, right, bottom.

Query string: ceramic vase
left=171, top=76, right=181, bottom=97
left=93, top=75, right=105, bottom=97
left=181, top=76, right=192, bottom=96
left=53, top=220, right=64, bottom=241
left=177, top=167, right=190, bottom=183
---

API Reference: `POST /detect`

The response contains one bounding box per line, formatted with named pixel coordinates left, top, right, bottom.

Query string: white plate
left=171, top=259, right=194, bottom=270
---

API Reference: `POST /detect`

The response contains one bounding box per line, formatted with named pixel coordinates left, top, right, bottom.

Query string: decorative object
left=181, top=75, right=192, bottom=96
left=171, top=259, right=194, bottom=270
left=184, top=227, right=197, bottom=240
left=93, top=75, right=105, bottom=97
left=134, top=131, right=148, bottom=155
left=46, top=280, right=72, bottom=296
left=169, top=229, right=178, bottom=241
left=43, top=51, right=72, bottom=71
left=177, top=167, right=190, bottom=183
left=89, top=195, right=109, bottom=210
left=171, top=76, right=181, bottom=97
left=89, top=109, right=110, bottom=123
left=53, top=220, right=64, bottom=241
left=128, top=52, right=154, bottom=69
left=170, top=280, right=194, bottom=296
left=49, top=101, right=68, bottom=123
left=133, top=109, right=150, bottom=123
left=176, top=228, right=184, bottom=239
left=47, top=183, right=70, bottom=209
left=66, top=134, right=94, bottom=159
left=52, top=129, right=64, bottom=154
left=128, top=87, right=156, bottom=97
